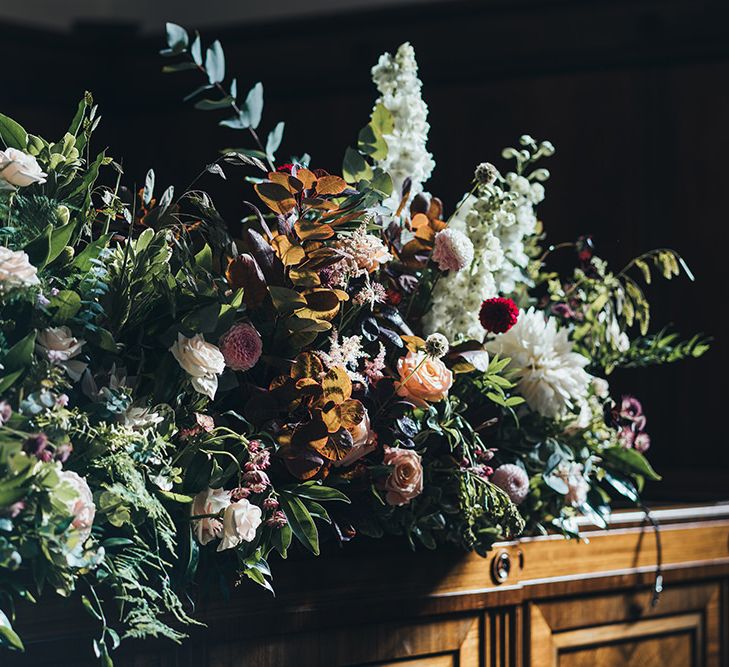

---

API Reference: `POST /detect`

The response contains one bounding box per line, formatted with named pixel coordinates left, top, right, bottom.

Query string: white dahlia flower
left=485, top=308, right=591, bottom=419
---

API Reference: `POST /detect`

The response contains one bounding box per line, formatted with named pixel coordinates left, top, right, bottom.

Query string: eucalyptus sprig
left=160, top=23, right=284, bottom=170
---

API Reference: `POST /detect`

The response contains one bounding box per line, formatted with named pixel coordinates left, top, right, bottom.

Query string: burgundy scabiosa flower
left=479, top=297, right=519, bottom=334
left=218, top=322, right=263, bottom=372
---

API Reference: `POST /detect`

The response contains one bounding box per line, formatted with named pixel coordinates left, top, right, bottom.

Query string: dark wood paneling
left=6, top=503, right=729, bottom=665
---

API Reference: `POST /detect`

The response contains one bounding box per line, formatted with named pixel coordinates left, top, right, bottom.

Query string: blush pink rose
left=383, top=447, right=424, bottom=506
left=394, top=350, right=453, bottom=408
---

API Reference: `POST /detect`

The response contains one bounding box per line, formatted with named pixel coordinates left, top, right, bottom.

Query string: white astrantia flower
left=371, top=42, right=435, bottom=215
left=0, top=247, right=40, bottom=291
left=485, top=308, right=591, bottom=419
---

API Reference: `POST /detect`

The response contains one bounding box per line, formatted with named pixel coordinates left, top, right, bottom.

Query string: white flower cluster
left=423, top=170, right=545, bottom=341
left=371, top=42, right=435, bottom=214
left=495, top=172, right=545, bottom=294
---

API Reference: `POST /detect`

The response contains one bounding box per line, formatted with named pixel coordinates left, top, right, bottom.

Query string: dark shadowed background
left=2, top=0, right=726, bottom=499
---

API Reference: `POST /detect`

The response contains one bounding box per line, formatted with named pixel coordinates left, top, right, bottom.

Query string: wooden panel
left=558, top=634, right=693, bottom=667
left=204, top=615, right=481, bottom=667
left=6, top=506, right=729, bottom=666
left=529, top=582, right=722, bottom=667
left=485, top=608, right=521, bottom=667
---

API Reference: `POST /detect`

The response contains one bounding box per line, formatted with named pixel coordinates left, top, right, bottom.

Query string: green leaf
left=23, top=224, right=52, bottom=268
left=0, top=608, right=23, bottom=651
left=49, top=290, right=81, bottom=322
left=65, top=150, right=105, bottom=206
left=143, top=169, right=155, bottom=205
left=80, top=595, right=102, bottom=621
left=603, top=446, right=661, bottom=481
left=286, top=483, right=350, bottom=503
left=271, top=522, right=292, bottom=558
left=205, top=40, right=225, bottom=84
left=3, top=331, right=36, bottom=372
left=268, top=286, right=306, bottom=315
left=0, top=370, right=23, bottom=394
left=358, top=104, right=393, bottom=160
left=280, top=495, right=319, bottom=555
left=303, top=500, right=330, bottom=523
left=165, top=22, right=189, bottom=51
left=162, top=62, right=198, bottom=73
left=195, top=244, right=213, bottom=271
left=195, top=97, right=234, bottom=111
left=68, top=94, right=90, bottom=138
left=239, top=83, right=264, bottom=130
left=46, top=222, right=77, bottom=266
left=603, top=472, right=639, bottom=502
left=73, top=233, right=112, bottom=272
left=266, top=121, right=285, bottom=162
left=0, top=114, right=28, bottom=150
left=191, top=34, right=202, bottom=65
left=157, top=490, right=194, bottom=504
left=343, top=147, right=372, bottom=184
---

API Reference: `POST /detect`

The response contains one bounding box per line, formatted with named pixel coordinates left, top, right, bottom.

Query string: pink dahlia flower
left=218, top=322, right=263, bottom=372
left=491, top=463, right=530, bottom=505
left=432, top=228, right=474, bottom=272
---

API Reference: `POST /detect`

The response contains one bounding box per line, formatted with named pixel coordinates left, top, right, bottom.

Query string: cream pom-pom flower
left=485, top=308, right=591, bottom=419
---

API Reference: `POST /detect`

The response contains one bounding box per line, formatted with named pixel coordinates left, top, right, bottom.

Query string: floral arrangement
left=0, top=24, right=709, bottom=663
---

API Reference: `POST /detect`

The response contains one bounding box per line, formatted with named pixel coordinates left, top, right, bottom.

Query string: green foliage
left=161, top=24, right=279, bottom=166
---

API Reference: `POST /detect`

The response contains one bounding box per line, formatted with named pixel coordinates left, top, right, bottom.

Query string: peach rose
left=383, top=447, right=424, bottom=506
left=394, top=350, right=453, bottom=407
left=335, top=409, right=377, bottom=468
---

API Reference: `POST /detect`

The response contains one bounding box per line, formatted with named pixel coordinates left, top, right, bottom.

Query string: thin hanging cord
left=639, top=502, right=663, bottom=607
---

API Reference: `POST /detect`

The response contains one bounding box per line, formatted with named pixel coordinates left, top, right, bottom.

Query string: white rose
left=58, top=470, right=96, bottom=543
left=191, top=487, right=231, bottom=546
left=0, top=247, right=40, bottom=291
left=0, top=148, right=47, bottom=188
left=217, top=498, right=262, bottom=551
left=170, top=333, right=225, bottom=400
left=36, top=326, right=87, bottom=381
